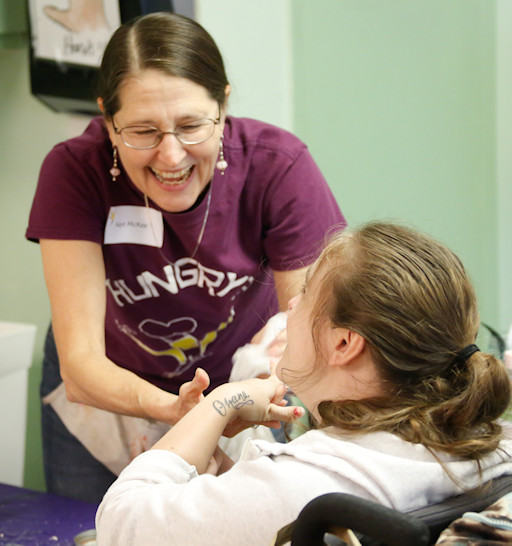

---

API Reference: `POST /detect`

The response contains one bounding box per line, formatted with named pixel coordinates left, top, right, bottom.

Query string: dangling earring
left=216, top=136, right=228, bottom=175
left=110, top=146, right=121, bottom=181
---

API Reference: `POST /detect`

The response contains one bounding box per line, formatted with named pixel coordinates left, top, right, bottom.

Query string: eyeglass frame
left=111, top=109, right=222, bottom=150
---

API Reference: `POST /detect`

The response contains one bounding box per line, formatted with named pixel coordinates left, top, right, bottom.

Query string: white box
left=0, top=322, right=37, bottom=486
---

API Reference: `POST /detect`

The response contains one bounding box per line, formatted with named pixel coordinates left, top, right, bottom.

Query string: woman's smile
left=149, top=165, right=195, bottom=188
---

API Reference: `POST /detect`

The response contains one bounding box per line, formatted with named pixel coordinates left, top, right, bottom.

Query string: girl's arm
left=151, top=375, right=304, bottom=473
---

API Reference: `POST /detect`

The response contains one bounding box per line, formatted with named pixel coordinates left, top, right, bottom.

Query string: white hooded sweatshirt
left=96, top=426, right=512, bottom=546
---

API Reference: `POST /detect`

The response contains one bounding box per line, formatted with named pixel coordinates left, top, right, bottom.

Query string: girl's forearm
left=149, top=377, right=301, bottom=473
left=150, top=384, right=237, bottom=473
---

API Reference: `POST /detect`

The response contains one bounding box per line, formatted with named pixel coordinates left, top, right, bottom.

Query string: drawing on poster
left=29, top=0, right=121, bottom=67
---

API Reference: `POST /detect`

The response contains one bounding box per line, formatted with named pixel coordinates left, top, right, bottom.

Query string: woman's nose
left=288, top=294, right=300, bottom=311
left=156, top=133, right=188, bottom=165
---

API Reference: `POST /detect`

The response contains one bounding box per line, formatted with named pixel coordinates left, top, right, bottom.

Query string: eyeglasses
left=112, top=114, right=221, bottom=149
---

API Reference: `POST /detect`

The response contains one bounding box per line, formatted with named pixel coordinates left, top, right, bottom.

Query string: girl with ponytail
left=96, top=222, right=512, bottom=546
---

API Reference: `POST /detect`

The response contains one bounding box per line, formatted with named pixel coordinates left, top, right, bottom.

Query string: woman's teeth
left=151, top=166, right=193, bottom=185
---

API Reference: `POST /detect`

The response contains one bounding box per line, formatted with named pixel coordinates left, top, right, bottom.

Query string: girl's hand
left=204, top=446, right=234, bottom=475
left=151, top=374, right=303, bottom=474
left=208, top=375, right=304, bottom=429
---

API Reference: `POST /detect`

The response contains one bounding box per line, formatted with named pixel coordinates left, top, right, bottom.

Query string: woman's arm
left=40, top=239, right=207, bottom=424
left=151, top=375, right=304, bottom=473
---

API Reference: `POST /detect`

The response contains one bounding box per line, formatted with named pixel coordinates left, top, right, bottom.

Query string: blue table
left=0, top=483, right=97, bottom=545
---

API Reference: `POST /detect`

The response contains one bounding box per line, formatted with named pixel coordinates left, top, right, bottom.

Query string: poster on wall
left=28, top=0, right=121, bottom=68
left=28, top=0, right=182, bottom=113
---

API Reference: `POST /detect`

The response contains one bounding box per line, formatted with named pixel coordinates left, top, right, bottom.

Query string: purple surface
left=0, top=483, right=97, bottom=545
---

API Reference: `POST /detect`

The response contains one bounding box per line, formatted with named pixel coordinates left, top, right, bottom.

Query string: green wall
left=292, top=0, right=498, bottom=327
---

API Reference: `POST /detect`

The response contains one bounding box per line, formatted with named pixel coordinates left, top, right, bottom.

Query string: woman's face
left=104, top=70, right=228, bottom=212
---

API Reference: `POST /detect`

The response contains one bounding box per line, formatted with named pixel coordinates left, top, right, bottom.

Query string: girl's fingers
left=251, top=404, right=304, bottom=430
left=268, top=404, right=304, bottom=423
left=269, top=382, right=288, bottom=405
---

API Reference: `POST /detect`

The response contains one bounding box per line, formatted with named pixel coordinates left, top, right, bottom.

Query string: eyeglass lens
left=121, top=119, right=217, bottom=148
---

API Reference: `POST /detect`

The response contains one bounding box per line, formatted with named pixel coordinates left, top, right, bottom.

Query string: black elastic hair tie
left=456, top=344, right=480, bottom=363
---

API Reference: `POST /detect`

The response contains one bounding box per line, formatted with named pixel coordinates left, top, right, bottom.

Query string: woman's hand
left=44, top=0, right=109, bottom=33
left=172, top=368, right=210, bottom=422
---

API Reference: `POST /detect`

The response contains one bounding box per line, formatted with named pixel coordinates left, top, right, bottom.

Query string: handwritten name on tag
left=104, top=206, right=163, bottom=247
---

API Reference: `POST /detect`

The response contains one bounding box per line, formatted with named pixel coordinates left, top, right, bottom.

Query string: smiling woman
left=25, top=11, right=344, bottom=504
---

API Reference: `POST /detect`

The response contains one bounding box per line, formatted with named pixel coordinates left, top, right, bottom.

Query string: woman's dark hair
left=305, top=222, right=511, bottom=462
left=96, top=12, right=229, bottom=117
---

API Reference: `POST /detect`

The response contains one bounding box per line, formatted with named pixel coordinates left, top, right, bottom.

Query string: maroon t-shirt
left=26, top=116, right=345, bottom=392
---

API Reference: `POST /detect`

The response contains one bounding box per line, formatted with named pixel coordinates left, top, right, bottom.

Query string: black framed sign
left=28, top=0, right=192, bottom=114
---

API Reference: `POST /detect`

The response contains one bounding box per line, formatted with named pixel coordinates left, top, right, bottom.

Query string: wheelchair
left=273, top=474, right=512, bottom=545
left=273, top=322, right=512, bottom=545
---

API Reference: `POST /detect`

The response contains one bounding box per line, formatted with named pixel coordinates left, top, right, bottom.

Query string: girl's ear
left=327, top=328, right=366, bottom=367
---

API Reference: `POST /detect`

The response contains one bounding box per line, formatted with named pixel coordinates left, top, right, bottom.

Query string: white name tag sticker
left=104, top=206, right=164, bottom=247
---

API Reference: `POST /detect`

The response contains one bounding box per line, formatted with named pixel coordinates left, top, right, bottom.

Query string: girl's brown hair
left=310, top=222, right=510, bottom=461
left=96, top=12, right=229, bottom=118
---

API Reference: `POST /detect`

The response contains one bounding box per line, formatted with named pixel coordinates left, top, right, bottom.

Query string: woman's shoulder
left=224, top=115, right=307, bottom=159
left=40, top=117, right=112, bottom=182
left=46, top=116, right=109, bottom=162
